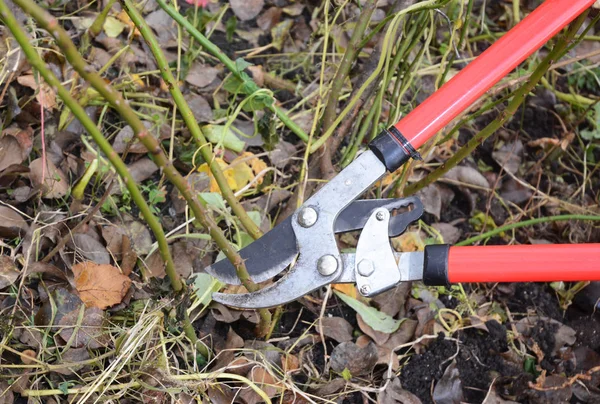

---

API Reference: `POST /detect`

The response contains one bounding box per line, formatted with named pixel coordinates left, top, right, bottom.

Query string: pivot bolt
left=298, top=207, right=318, bottom=228
left=360, top=285, right=371, bottom=296
left=357, top=259, right=375, bottom=277
left=317, top=255, right=338, bottom=276
left=376, top=210, right=387, bottom=221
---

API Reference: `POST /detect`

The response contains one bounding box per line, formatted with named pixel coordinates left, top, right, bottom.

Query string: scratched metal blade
left=205, top=216, right=296, bottom=285
left=206, top=197, right=424, bottom=285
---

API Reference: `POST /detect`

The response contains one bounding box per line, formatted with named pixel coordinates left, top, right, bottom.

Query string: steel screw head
left=357, top=259, right=375, bottom=277
left=317, top=255, right=338, bottom=276
left=360, top=285, right=371, bottom=296
left=376, top=210, right=387, bottom=221
left=297, top=207, right=318, bottom=228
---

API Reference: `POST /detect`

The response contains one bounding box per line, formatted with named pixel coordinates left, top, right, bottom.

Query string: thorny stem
left=155, top=0, right=309, bottom=143
left=404, top=11, right=589, bottom=195
left=11, top=0, right=271, bottom=336
left=0, top=1, right=181, bottom=292
left=0, top=0, right=216, bottom=357
left=0, top=0, right=215, bottom=356
left=320, top=0, right=377, bottom=167
left=456, top=215, right=600, bottom=247
left=121, top=0, right=262, bottom=241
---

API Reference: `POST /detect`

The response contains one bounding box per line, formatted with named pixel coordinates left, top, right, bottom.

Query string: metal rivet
left=357, top=259, right=375, bottom=277
left=297, top=207, right=318, bottom=228
left=360, top=285, right=371, bottom=296
left=317, top=255, right=338, bottom=276
left=376, top=210, right=386, bottom=221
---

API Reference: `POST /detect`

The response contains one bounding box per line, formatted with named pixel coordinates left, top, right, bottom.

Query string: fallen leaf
left=17, top=74, right=57, bottom=110
left=330, top=341, right=378, bottom=376
left=0, top=206, right=28, bottom=239
left=257, top=7, right=282, bottom=31
left=203, top=124, right=245, bottom=152
left=68, top=233, right=111, bottom=265
left=416, top=184, right=442, bottom=219
left=432, top=223, right=462, bottom=245
left=332, top=283, right=357, bottom=299
left=443, top=166, right=490, bottom=189
left=242, top=367, right=282, bottom=403
left=357, top=314, right=390, bottom=346
left=379, top=378, right=422, bottom=404
left=432, top=360, right=463, bottom=404
left=492, top=140, right=523, bottom=175
left=317, top=316, right=354, bottom=343
left=185, top=64, right=219, bottom=88
left=29, top=158, right=69, bottom=199
left=230, top=0, right=264, bottom=21
left=72, top=261, right=131, bottom=309
left=335, top=290, right=403, bottom=334
left=192, top=273, right=225, bottom=306
left=103, top=16, right=128, bottom=38
left=198, top=152, right=267, bottom=193
left=0, top=256, right=20, bottom=289
left=58, top=306, right=109, bottom=349
left=110, top=158, right=158, bottom=194
left=372, top=282, right=410, bottom=318
left=112, top=122, right=155, bottom=154
left=0, top=135, right=26, bottom=172
left=184, top=93, right=213, bottom=122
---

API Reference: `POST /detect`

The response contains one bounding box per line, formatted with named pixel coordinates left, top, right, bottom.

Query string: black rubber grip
left=369, top=127, right=422, bottom=172
left=423, top=244, right=450, bottom=286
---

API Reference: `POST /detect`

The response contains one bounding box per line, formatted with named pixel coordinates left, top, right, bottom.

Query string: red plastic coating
left=395, top=0, right=596, bottom=149
left=447, top=244, right=600, bottom=283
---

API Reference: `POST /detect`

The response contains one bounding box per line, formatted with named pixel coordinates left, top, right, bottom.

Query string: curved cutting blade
left=205, top=216, right=297, bottom=285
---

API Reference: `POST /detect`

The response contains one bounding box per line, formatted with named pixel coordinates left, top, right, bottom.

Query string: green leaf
left=334, top=290, right=402, bottom=334
left=242, top=93, right=274, bottom=112
left=192, top=273, right=224, bottom=306
left=199, top=192, right=227, bottom=211
left=202, top=124, right=245, bottom=153
left=235, top=58, right=252, bottom=73
left=58, top=382, right=70, bottom=395
left=341, top=368, right=352, bottom=380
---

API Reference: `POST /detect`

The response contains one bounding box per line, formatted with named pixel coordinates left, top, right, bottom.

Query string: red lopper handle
left=395, top=0, right=596, bottom=150
left=447, top=244, right=600, bottom=283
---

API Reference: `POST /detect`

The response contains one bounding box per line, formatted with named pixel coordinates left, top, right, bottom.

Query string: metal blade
left=205, top=216, right=296, bottom=285
left=206, top=197, right=424, bottom=285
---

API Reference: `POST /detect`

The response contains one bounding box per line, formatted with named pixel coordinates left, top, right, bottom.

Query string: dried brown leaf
left=0, top=135, right=26, bottom=172
left=58, top=306, right=109, bottom=349
left=230, top=0, right=264, bottom=20
left=0, top=255, right=20, bottom=289
left=0, top=206, right=28, bottom=238
left=69, top=233, right=111, bottom=265
left=317, top=316, right=354, bottom=343
left=330, top=341, right=378, bottom=376
left=29, top=158, right=69, bottom=198
left=72, top=261, right=131, bottom=309
left=185, top=64, right=219, bottom=88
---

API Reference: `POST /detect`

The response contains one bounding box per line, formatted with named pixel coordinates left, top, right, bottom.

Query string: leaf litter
left=0, top=0, right=599, bottom=402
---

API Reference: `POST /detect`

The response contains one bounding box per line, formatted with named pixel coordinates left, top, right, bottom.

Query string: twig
left=121, top=0, right=262, bottom=241
left=155, top=0, right=309, bottom=143
left=404, top=11, right=589, bottom=195
left=319, top=0, right=377, bottom=176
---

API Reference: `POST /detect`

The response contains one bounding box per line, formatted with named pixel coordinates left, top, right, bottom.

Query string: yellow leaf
left=103, top=16, right=127, bottom=38
left=198, top=158, right=237, bottom=193
left=332, top=283, right=357, bottom=299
